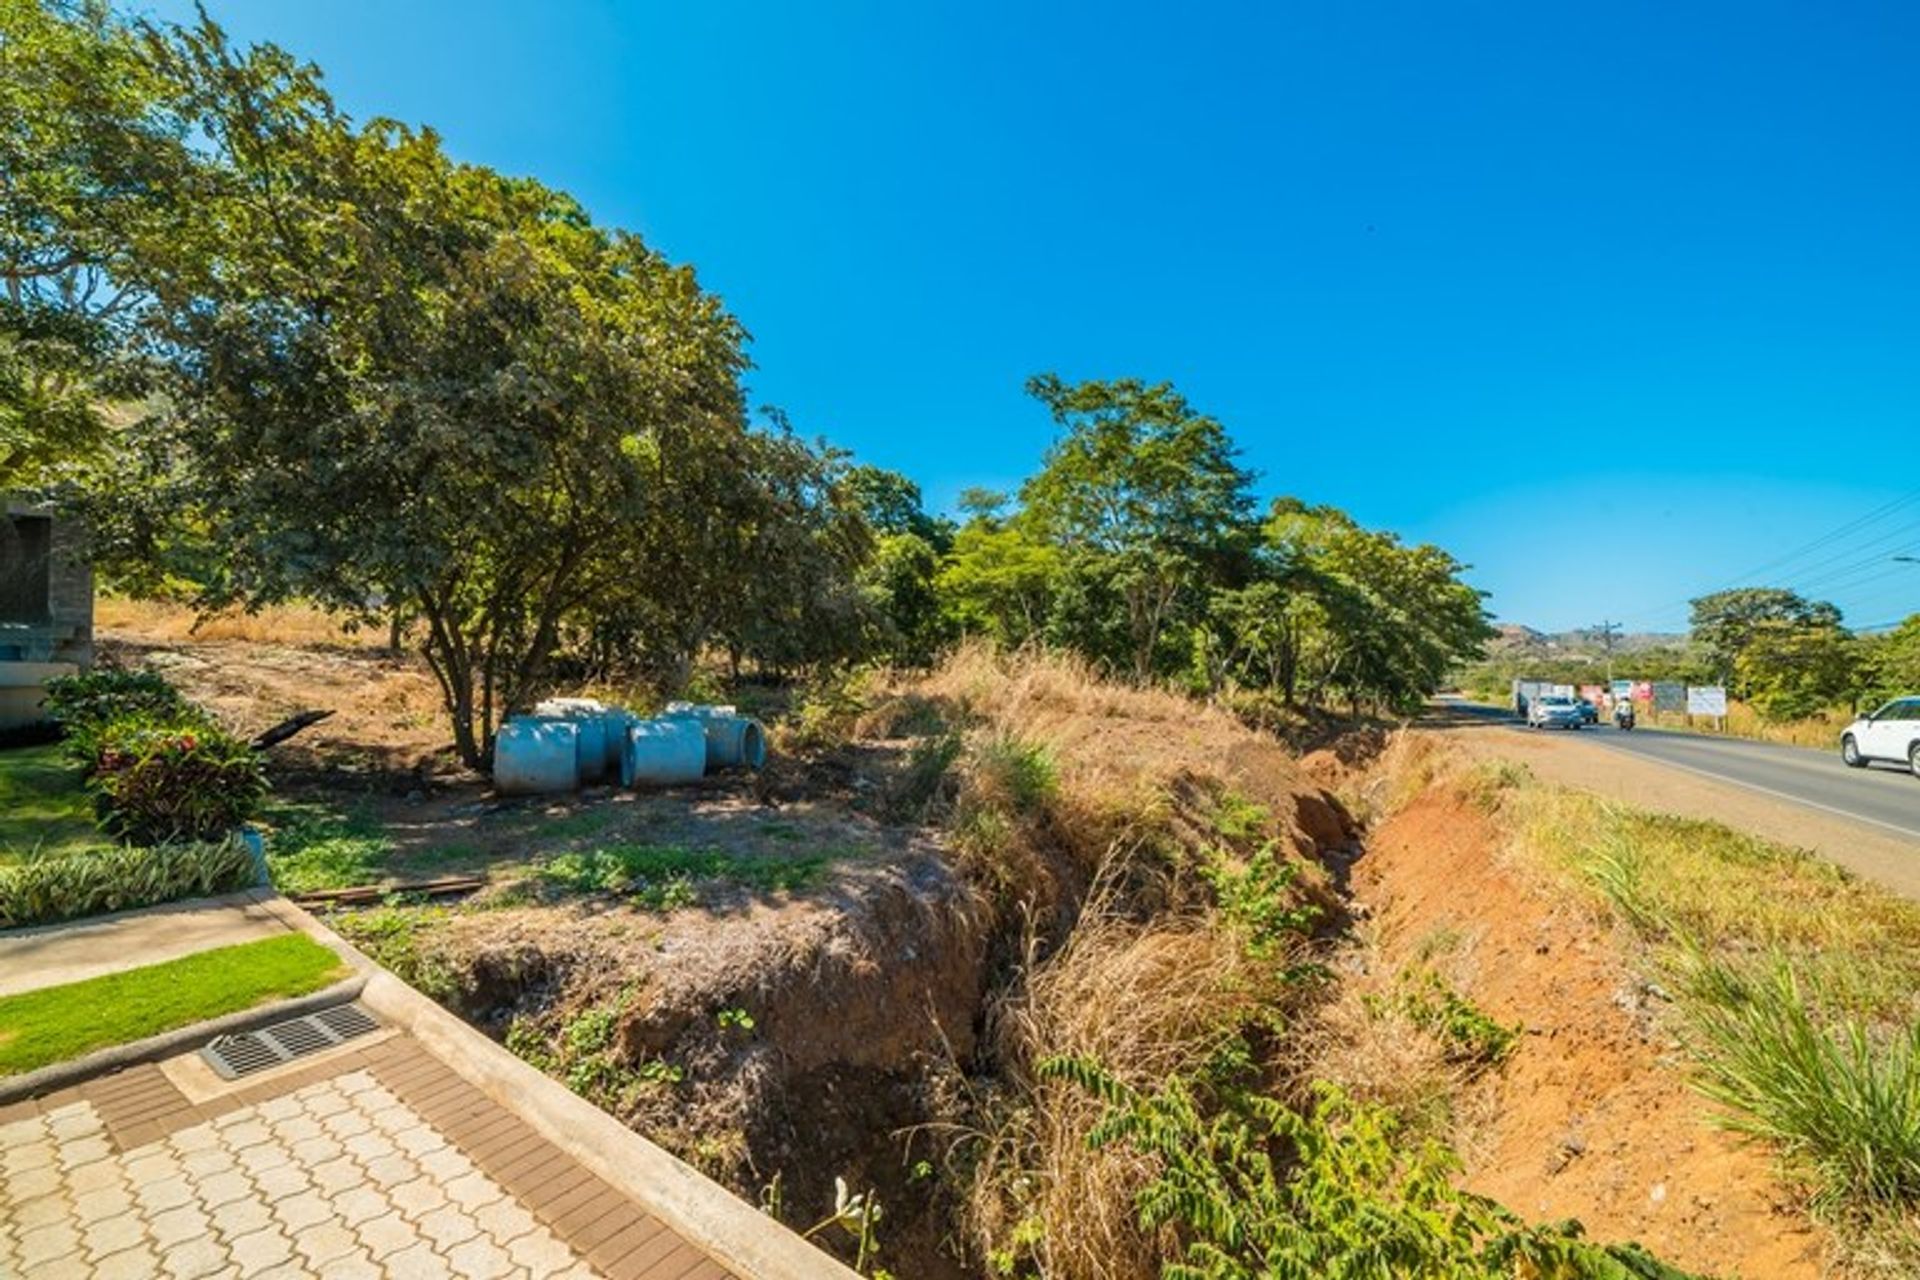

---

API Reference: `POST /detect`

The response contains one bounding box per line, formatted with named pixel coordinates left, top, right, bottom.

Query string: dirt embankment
left=1357, top=784, right=1822, bottom=1278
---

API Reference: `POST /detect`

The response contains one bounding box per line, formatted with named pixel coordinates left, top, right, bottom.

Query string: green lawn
left=0, top=933, right=347, bottom=1077
left=0, top=744, right=107, bottom=864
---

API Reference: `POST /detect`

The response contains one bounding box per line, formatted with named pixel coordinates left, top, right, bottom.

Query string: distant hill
left=1488, top=625, right=1686, bottom=658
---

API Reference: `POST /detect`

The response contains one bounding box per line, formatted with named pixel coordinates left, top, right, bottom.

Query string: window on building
left=0, top=516, right=53, bottom=625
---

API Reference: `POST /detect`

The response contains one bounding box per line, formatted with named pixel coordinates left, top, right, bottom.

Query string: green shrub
left=88, top=718, right=268, bottom=845
left=43, top=669, right=202, bottom=766
left=0, top=839, right=256, bottom=929
left=43, top=669, right=191, bottom=735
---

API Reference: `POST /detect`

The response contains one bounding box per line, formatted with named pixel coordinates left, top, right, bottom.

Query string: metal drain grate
left=201, top=1003, right=380, bottom=1080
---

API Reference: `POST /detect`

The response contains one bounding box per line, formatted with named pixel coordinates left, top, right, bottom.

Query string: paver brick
left=391, top=1174, right=451, bottom=1222
left=289, top=1220, right=359, bottom=1267
left=16, top=1219, right=83, bottom=1271
left=474, top=1196, right=542, bottom=1246
left=327, top=1183, right=393, bottom=1227
left=135, top=1172, right=197, bottom=1213
left=225, top=1224, right=294, bottom=1275
left=94, top=1241, right=165, bottom=1280
left=9, top=1187, right=71, bottom=1231
left=73, top=1182, right=137, bottom=1224
left=236, top=1140, right=294, bottom=1178
left=307, top=1154, right=364, bottom=1196
left=268, top=1187, right=335, bottom=1234
left=354, top=1209, right=418, bottom=1261
left=80, top=1209, right=147, bottom=1260
left=5, top=1160, right=63, bottom=1201
left=160, top=1234, right=231, bottom=1280
left=250, top=1163, right=310, bottom=1204
left=194, top=1169, right=255, bottom=1209
left=148, top=1202, right=214, bottom=1249
left=446, top=1234, right=518, bottom=1279
left=54, top=1134, right=113, bottom=1170
left=413, top=1202, right=483, bottom=1252
left=384, top=1240, right=457, bottom=1279
left=210, top=1193, right=275, bottom=1243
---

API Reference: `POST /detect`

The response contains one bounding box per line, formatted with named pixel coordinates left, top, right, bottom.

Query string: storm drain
left=200, top=1003, right=381, bottom=1080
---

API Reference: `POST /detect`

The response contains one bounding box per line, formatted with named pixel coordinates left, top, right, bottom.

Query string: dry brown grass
left=966, top=894, right=1294, bottom=1280
left=897, top=647, right=1335, bottom=1279
left=96, top=596, right=393, bottom=650
left=911, top=643, right=1316, bottom=871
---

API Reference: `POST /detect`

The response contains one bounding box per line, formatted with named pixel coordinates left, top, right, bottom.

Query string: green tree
left=1021, top=374, right=1254, bottom=680
left=100, top=14, right=750, bottom=766
left=1689, top=588, right=1843, bottom=691
left=0, top=0, right=195, bottom=487
left=1735, top=620, right=1861, bottom=721
left=936, top=513, right=1061, bottom=649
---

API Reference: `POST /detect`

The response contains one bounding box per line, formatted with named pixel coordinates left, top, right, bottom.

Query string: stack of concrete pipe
left=492, top=697, right=767, bottom=795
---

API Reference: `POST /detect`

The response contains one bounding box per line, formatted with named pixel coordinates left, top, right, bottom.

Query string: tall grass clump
left=1676, top=951, right=1920, bottom=1216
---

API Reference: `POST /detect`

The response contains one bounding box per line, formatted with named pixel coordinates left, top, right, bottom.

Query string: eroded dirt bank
left=1356, top=783, right=1821, bottom=1278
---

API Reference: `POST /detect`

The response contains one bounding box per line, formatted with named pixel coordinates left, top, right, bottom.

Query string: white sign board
left=1687, top=686, right=1728, bottom=716
left=1550, top=683, right=1576, bottom=700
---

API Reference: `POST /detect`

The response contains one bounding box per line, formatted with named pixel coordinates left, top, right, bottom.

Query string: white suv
left=1840, top=698, right=1920, bottom=776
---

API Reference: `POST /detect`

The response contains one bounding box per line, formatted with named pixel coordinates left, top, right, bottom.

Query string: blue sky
left=140, top=0, right=1920, bottom=632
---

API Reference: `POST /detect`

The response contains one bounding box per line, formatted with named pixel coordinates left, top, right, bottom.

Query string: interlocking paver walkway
left=0, top=1069, right=601, bottom=1280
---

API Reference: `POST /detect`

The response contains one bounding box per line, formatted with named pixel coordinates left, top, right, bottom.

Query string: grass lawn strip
left=0, top=743, right=107, bottom=864
left=0, top=932, right=347, bottom=1077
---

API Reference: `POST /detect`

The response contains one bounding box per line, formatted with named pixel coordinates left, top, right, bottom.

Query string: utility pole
left=1589, top=620, right=1621, bottom=683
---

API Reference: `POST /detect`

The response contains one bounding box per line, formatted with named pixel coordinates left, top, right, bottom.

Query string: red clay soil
left=1357, top=790, right=1824, bottom=1279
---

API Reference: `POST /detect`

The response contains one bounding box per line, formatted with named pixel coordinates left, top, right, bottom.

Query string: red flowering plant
left=86, top=716, right=269, bottom=846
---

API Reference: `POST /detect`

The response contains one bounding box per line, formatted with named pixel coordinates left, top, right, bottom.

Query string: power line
left=1619, top=488, right=1920, bottom=629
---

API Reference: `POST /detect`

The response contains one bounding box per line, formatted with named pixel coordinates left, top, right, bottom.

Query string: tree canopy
left=7, top=0, right=1500, bottom=762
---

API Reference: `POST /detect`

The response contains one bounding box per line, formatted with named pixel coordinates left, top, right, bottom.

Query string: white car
left=1840, top=697, right=1920, bottom=776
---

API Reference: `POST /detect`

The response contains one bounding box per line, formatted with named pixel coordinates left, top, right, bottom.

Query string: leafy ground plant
left=263, top=801, right=394, bottom=893
left=0, top=933, right=345, bottom=1075
left=1043, top=1058, right=1699, bottom=1280
left=536, top=842, right=828, bottom=907
left=0, top=838, right=255, bottom=929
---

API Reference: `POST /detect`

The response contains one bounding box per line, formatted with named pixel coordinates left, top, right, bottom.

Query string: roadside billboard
left=1610, top=680, right=1634, bottom=701
left=1579, top=684, right=1605, bottom=703
left=1652, top=681, right=1686, bottom=713
left=1687, top=685, right=1728, bottom=716
left=1550, top=683, right=1576, bottom=700
left=1631, top=681, right=1653, bottom=703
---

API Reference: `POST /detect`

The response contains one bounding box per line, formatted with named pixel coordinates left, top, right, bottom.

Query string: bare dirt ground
left=1422, top=712, right=1920, bottom=899
left=1358, top=788, right=1824, bottom=1278
left=91, top=612, right=1835, bottom=1275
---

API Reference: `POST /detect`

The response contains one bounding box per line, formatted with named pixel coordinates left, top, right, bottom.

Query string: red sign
left=1579, top=684, right=1605, bottom=702
left=1631, top=681, right=1654, bottom=703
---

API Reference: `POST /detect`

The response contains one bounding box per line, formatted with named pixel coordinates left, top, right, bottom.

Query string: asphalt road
left=1439, top=698, right=1920, bottom=843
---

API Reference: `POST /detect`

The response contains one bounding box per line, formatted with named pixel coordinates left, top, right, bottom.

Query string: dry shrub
left=916, top=643, right=1321, bottom=871
left=967, top=897, right=1298, bottom=1280
left=1297, top=953, right=1490, bottom=1147
left=97, top=597, right=392, bottom=650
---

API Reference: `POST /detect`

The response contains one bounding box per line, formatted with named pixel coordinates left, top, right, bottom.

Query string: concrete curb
left=0, top=973, right=367, bottom=1107
left=273, top=900, right=862, bottom=1280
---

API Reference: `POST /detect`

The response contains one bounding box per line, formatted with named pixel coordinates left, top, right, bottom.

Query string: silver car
left=1527, top=694, right=1584, bottom=730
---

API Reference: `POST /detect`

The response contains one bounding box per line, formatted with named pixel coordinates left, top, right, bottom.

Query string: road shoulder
left=1423, top=719, right=1920, bottom=902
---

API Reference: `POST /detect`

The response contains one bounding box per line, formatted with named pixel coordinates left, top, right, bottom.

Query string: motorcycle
left=1613, top=704, right=1636, bottom=731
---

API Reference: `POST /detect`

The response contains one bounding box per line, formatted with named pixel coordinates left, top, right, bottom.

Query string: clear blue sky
left=140, top=0, right=1920, bottom=633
